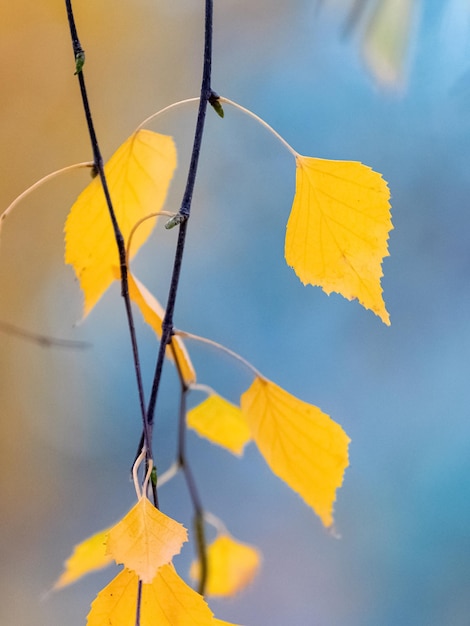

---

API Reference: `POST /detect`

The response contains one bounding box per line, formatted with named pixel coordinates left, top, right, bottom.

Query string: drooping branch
left=64, top=0, right=153, bottom=487
left=145, top=0, right=215, bottom=440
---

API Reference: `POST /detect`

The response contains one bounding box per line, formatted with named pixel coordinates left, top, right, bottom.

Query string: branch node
left=162, top=320, right=174, bottom=339
left=209, top=91, right=224, bottom=118
left=74, top=49, right=86, bottom=75
left=164, top=213, right=188, bottom=230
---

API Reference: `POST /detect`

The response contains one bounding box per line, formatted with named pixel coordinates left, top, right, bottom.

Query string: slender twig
left=135, top=98, right=200, bottom=132
left=219, top=97, right=298, bottom=158
left=64, top=0, right=153, bottom=480
left=204, top=510, right=229, bottom=535
left=145, top=0, right=214, bottom=437
left=157, top=461, right=180, bottom=488
left=177, top=386, right=208, bottom=595
left=0, top=162, right=93, bottom=233
left=125, top=211, right=176, bottom=266
left=0, top=320, right=90, bottom=349
left=189, top=382, right=218, bottom=397
left=132, top=448, right=147, bottom=500
left=175, top=329, right=265, bottom=380
left=135, top=582, right=143, bottom=626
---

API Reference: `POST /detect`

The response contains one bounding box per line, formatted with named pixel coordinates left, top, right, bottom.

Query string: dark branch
left=64, top=0, right=153, bottom=494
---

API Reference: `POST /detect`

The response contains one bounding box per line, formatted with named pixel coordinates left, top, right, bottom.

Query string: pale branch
left=175, top=329, right=266, bottom=381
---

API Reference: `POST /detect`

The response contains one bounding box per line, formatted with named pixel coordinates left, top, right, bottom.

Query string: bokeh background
left=2, top=1, right=470, bottom=624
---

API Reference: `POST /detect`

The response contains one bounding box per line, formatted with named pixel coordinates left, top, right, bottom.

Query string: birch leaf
left=53, top=528, right=113, bottom=589
left=87, top=565, right=221, bottom=626
left=190, top=534, right=261, bottom=597
left=187, top=395, right=251, bottom=456
left=128, top=273, right=196, bottom=385
left=241, top=377, right=350, bottom=527
left=285, top=155, right=392, bottom=324
left=65, top=130, right=177, bottom=316
left=106, top=497, right=187, bottom=583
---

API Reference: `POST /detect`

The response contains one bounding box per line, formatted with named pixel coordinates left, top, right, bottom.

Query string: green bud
left=74, top=50, right=86, bottom=75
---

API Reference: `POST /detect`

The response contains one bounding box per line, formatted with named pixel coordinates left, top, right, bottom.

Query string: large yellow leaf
left=65, top=130, right=177, bottom=316
left=285, top=155, right=392, bottom=324
left=187, top=395, right=251, bottom=456
left=87, top=565, right=219, bottom=626
left=106, top=497, right=187, bottom=583
left=128, top=273, right=196, bottom=385
left=190, top=534, right=261, bottom=597
left=53, top=528, right=113, bottom=589
left=240, top=377, right=350, bottom=527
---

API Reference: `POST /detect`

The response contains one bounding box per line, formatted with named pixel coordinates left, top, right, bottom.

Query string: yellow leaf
left=285, top=155, right=392, bottom=324
left=65, top=130, right=177, bottom=316
left=106, top=497, right=187, bottom=583
left=190, top=534, right=261, bottom=597
left=241, top=377, right=350, bottom=527
left=128, top=273, right=196, bottom=385
left=87, top=565, right=218, bottom=626
left=362, top=0, right=417, bottom=88
left=53, top=528, right=113, bottom=589
left=187, top=395, right=251, bottom=456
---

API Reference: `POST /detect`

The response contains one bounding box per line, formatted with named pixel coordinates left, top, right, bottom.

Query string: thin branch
left=0, top=321, right=90, bottom=349
left=145, top=0, right=214, bottom=438
left=189, top=382, right=218, bottom=397
left=0, top=162, right=93, bottom=233
left=135, top=581, right=143, bottom=626
left=175, top=329, right=265, bottom=380
left=177, top=386, right=208, bottom=595
left=219, top=97, right=298, bottom=158
left=204, top=511, right=229, bottom=536
left=132, top=448, right=147, bottom=500
left=126, top=211, right=176, bottom=266
left=135, top=98, right=200, bottom=132
left=64, top=0, right=153, bottom=484
left=157, top=461, right=180, bottom=488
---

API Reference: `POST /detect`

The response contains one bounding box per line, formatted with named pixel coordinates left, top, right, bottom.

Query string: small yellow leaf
left=187, top=395, right=251, bottom=456
left=53, top=528, right=113, bottom=589
left=190, top=534, right=261, bottom=597
left=241, top=377, right=350, bottom=527
left=106, top=497, right=187, bottom=583
left=362, top=0, right=417, bottom=88
left=65, top=130, right=177, bottom=316
left=128, top=273, right=196, bottom=385
left=87, top=565, right=218, bottom=626
left=285, top=155, right=392, bottom=324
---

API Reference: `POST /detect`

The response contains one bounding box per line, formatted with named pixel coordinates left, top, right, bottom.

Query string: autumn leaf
left=362, top=0, right=417, bottom=88
left=241, top=377, right=350, bottom=527
left=87, top=565, right=223, bottom=626
left=190, top=534, right=261, bottom=597
left=128, top=273, right=196, bottom=385
left=53, top=528, right=113, bottom=589
left=106, top=496, right=187, bottom=583
left=187, top=394, right=251, bottom=456
left=65, top=130, right=177, bottom=316
left=285, top=155, right=392, bottom=324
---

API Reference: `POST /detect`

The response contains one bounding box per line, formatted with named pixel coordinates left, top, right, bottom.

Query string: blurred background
left=1, top=1, right=470, bottom=624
